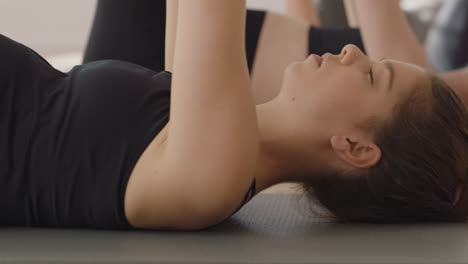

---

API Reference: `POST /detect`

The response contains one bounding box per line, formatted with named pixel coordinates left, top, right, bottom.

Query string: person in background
left=84, top=0, right=366, bottom=105
left=426, top=0, right=468, bottom=72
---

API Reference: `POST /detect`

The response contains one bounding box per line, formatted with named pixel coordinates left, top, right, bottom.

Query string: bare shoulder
left=123, top=1, right=258, bottom=230
left=123, top=123, right=254, bottom=230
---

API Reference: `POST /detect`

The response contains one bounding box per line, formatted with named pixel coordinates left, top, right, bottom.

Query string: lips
left=307, top=54, right=323, bottom=67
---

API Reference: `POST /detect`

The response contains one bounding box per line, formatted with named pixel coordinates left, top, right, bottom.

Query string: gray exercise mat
left=1, top=193, right=468, bottom=264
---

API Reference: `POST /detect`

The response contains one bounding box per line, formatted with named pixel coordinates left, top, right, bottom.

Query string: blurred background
left=0, top=0, right=446, bottom=71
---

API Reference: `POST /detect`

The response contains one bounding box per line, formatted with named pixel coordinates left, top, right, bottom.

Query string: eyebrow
left=379, top=58, right=395, bottom=92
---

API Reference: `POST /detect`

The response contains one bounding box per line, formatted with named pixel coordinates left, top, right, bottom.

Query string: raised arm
left=165, top=0, right=178, bottom=72
left=343, top=0, right=431, bottom=69
left=286, top=0, right=321, bottom=26
left=343, top=0, right=358, bottom=27
left=160, top=0, right=259, bottom=228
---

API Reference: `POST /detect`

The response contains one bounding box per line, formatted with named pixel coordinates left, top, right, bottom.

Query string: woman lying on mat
left=86, top=0, right=466, bottom=227
left=1, top=0, right=466, bottom=231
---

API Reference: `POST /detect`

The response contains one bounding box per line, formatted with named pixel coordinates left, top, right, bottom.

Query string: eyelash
left=369, top=67, right=374, bottom=84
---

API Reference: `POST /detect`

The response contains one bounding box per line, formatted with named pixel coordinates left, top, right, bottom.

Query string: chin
left=284, top=61, right=303, bottom=74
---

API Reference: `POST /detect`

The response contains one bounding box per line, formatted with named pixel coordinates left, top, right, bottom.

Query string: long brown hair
left=299, top=75, right=468, bottom=223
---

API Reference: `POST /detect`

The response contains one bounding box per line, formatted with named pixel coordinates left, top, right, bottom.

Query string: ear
left=330, top=135, right=382, bottom=169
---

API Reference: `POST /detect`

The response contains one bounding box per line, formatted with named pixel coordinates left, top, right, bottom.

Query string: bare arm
left=164, top=0, right=178, bottom=72
left=160, top=0, right=258, bottom=228
left=343, top=0, right=359, bottom=27
left=286, top=0, right=320, bottom=26
left=344, top=0, right=431, bottom=69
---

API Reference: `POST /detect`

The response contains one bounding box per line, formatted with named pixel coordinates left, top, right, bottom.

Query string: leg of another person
left=83, top=1, right=366, bottom=105
left=85, top=0, right=266, bottom=75
left=83, top=0, right=166, bottom=72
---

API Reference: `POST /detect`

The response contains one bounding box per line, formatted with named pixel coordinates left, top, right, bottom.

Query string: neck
left=252, top=97, right=333, bottom=194
left=253, top=99, right=304, bottom=193
left=252, top=143, right=292, bottom=194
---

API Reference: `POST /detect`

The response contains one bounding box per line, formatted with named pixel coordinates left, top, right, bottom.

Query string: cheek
left=306, top=76, right=369, bottom=121
left=284, top=65, right=367, bottom=112
left=312, top=77, right=359, bottom=106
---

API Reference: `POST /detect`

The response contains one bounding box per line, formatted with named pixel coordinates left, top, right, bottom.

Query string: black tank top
left=0, top=34, right=255, bottom=230
left=0, top=34, right=171, bottom=229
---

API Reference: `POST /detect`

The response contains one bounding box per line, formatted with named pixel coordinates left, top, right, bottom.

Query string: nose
left=339, top=44, right=370, bottom=67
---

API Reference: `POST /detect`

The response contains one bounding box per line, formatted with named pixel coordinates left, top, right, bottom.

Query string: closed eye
left=369, top=67, right=374, bottom=85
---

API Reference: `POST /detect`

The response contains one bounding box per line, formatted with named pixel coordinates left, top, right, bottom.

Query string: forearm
left=165, top=0, right=178, bottom=72
left=349, top=0, right=430, bottom=69
left=174, top=0, right=248, bottom=75
left=343, top=0, right=359, bottom=27
left=167, top=0, right=258, bottom=217
left=286, top=0, right=320, bottom=26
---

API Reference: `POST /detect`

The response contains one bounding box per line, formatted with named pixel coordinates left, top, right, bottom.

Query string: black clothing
left=83, top=1, right=365, bottom=74
left=245, top=10, right=266, bottom=72
left=83, top=0, right=167, bottom=73
left=0, top=2, right=366, bottom=230
left=0, top=34, right=171, bottom=229
left=82, top=2, right=366, bottom=224
left=83, top=0, right=265, bottom=74
left=308, top=27, right=365, bottom=56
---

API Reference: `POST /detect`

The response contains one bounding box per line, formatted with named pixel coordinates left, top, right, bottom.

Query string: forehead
left=387, top=59, right=431, bottom=96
